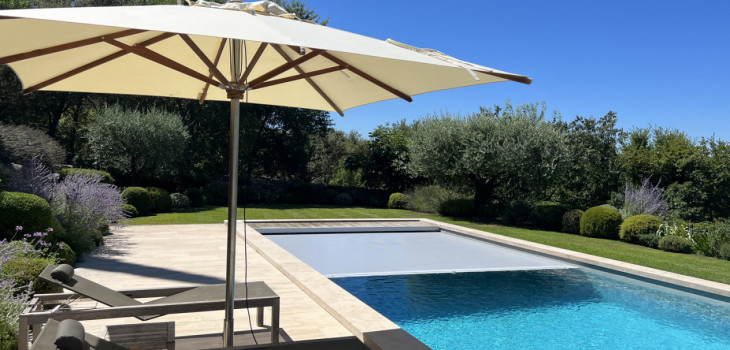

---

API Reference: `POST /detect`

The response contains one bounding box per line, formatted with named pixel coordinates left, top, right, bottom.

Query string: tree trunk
left=472, top=176, right=495, bottom=212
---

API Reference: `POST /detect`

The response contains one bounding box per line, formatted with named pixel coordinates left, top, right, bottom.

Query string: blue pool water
left=332, top=268, right=730, bottom=349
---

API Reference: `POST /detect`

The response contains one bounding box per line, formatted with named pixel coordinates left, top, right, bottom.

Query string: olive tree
left=80, top=105, right=189, bottom=185
left=409, top=102, right=568, bottom=209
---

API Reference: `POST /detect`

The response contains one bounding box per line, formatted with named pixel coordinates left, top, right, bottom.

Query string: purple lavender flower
left=620, top=177, right=669, bottom=218
left=23, top=234, right=31, bottom=239
left=51, top=172, right=126, bottom=253
left=33, top=232, right=43, bottom=237
left=15, top=226, right=23, bottom=231
left=47, top=228, right=53, bottom=232
left=57, top=243, right=64, bottom=250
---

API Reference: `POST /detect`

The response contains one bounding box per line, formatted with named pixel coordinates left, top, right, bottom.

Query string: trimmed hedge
left=438, top=199, right=474, bottom=217
left=531, top=202, right=569, bottom=230
left=184, top=187, right=204, bottom=207
left=658, top=235, right=694, bottom=253
left=562, top=209, right=583, bottom=234
left=388, top=193, right=408, bottom=209
left=58, top=168, right=114, bottom=184
left=146, top=187, right=172, bottom=213
left=0, top=191, right=65, bottom=241
left=334, top=193, right=353, bottom=206
left=619, top=214, right=663, bottom=243
left=121, top=187, right=151, bottom=216
left=322, top=188, right=338, bottom=204
left=580, top=205, right=622, bottom=239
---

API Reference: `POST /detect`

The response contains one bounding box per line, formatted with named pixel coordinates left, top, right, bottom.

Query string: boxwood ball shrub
left=658, top=235, right=694, bottom=254
left=58, top=168, right=114, bottom=184
left=122, top=204, right=138, bottom=218
left=719, top=242, right=730, bottom=261
left=146, top=187, right=172, bottom=213
left=56, top=242, right=77, bottom=265
left=170, top=193, right=190, bottom=209
left=619, top=214, right=663, bottom=243
left=531, top=201, right=569, bottom=230
left=388, top=193, right=408, bottom=209
left=438, top=199, right=475, bottom=217
left=580, top=205, right=623, bottom=239
left=121, top=187, right=151, bottom=216
left=562, top=209, right=584, bottom=234
left=0, top=191, right=65, bottom=241
left=1, top=256, right=61, bottom=294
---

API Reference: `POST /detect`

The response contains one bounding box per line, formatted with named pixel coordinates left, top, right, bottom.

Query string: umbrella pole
left=224, top=91, right=243, bottom=347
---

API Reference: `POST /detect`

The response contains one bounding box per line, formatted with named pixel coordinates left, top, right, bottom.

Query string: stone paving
left=72, top=224, right=355, bottom=348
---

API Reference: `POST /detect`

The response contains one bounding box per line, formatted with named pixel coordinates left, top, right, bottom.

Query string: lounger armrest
left=20, top=297, right=277, bottom=324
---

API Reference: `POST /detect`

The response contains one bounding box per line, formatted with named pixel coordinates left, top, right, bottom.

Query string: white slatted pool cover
left=258, top=227, right=575, bottom=277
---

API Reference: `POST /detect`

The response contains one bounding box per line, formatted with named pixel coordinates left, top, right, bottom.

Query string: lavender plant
left=620, top=177, right=669, bottom=219
left=1, top=235, right=45, bottom=350
left=51, top=172, right=127, bottom=254
left=5, top=156, right=55, bottom=201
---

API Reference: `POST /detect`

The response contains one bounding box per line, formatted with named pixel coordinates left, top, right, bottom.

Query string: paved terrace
left=72, top=223, right=359, bottom=349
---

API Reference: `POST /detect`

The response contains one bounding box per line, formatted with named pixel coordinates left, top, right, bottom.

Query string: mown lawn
left=127, top=205, right=730, bottom=285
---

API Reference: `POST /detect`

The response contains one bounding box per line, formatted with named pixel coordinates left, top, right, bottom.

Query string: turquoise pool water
left=332, top=268, right=730, bottom=349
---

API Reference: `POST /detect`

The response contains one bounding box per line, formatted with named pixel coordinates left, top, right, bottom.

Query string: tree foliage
left=79, top=105, right=189, bottom=185
left=345, top=120, right=415, bottom=192
left=552, top=112, right=622, bottom=207
left=409, top=102, right=568, bottom=209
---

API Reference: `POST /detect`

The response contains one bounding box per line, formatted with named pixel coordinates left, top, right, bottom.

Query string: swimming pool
left=332, top=268, right=730, bottom=349
left=262, top=228, right=574, bottom=277
left=253, top=222, right=730, bottom=349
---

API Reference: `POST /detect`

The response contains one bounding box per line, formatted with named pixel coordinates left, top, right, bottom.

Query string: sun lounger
left=19, top=264, right=279, bottom=350
left=30, top=319, right=127, bottom=350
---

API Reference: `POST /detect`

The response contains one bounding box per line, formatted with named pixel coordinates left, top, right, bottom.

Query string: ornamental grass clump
left=620, top=178, right=669, bottom=219
left=51, top=173, right=126, bottom=254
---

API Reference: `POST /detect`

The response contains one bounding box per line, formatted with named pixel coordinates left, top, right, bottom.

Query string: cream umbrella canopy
left=0, top=1, right=531, bottom=346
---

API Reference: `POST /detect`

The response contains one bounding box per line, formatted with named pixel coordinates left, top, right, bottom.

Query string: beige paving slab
left=68, top=224, right=354, bottom=348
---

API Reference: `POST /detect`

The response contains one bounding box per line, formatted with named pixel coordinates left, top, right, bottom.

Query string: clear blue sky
left=305, top=0, right=730, bottom=140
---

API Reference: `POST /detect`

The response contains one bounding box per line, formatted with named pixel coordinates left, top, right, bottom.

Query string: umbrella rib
left=270, top=44, right=344, bottom=116
left=22, top=32, right=176, bottom=94
left=199, top=38, right=227, bottom=105
left=104, top=37, right=221, bottom=88
left=246, top=47, right=324, bottom=88
left=238, top=42, right=268, bottom=86
left=179, top=34, right=230, bottom=86
left=474, top=69, right=533, bottom=85
left=320, top=51, right=413, bottom=102
left=0, top=28, right=144, bottom=65
left=250, top=66, right=344, bottom=90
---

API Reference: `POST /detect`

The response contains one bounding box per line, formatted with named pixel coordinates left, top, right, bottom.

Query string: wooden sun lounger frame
left=18, top=284, right=280, bottom=350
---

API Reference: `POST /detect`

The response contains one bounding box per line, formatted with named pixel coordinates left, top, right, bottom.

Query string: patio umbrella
left=0, top=1, right=531, bottom=345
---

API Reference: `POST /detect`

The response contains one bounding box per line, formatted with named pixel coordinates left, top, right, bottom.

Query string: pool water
left=332, top=268, right=730, bottom=349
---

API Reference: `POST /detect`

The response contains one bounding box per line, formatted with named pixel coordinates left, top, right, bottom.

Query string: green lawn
left=127, top=205, right=730, bottom=285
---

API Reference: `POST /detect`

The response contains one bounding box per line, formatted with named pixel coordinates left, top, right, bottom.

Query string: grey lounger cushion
left=54, top=319, right=85, bottom=350
left=51, top=264, right=75, bottom=283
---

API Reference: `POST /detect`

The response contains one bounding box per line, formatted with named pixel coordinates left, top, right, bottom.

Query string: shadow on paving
left=77, top=257, right=227, bottom=285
